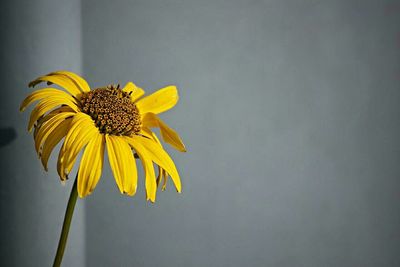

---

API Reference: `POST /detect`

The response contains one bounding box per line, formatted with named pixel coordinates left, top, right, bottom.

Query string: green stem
left=53, top=176, right=78, bottom=267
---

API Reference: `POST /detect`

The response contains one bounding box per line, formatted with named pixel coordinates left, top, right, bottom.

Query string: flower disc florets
left=80, top=84, right=141, bottom=136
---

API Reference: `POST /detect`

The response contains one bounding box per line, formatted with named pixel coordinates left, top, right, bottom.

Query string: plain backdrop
left=1, top=1, right=400, bottom=267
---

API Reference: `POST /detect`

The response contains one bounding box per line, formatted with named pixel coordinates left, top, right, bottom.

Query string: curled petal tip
left=147, top=196, right=156, bottom=203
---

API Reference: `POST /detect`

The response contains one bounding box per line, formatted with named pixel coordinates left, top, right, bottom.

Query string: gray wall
left=0, top=0, right=85, bottom=266
left=82, top=1, right=400, bottom=267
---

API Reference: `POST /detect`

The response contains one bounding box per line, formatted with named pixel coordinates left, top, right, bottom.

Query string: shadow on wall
left=0, top=128, right=16, bottom=148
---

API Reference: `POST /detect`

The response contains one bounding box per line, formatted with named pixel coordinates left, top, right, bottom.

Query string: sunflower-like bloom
left=20, top=71, right=186, bottom=202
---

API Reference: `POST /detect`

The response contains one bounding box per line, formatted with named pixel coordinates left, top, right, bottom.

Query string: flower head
left=20, top=71, right=186, bottom=202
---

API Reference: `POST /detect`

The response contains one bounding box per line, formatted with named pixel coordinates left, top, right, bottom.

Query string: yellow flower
left=20, top=71, right=186, bottom=202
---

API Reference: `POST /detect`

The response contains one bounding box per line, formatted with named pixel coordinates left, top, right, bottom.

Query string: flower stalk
left=53, top=176, right=78, bottom=267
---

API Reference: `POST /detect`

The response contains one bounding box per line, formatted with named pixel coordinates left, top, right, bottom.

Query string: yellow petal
left=141, top=128, right=168, bottom=191
left=34, top=112, right=75, bottom=153
left=50, top=71, right=91, bottom=92
left=126, top=135, right=181, bottom=193
left=58, top=113, right=98, bottom=180
left=29, top=74, right=82, bottom=96
left=136, top=85, right=178, bottom=114
left=135, top=143, right=157, bottom=202
left=156, top=165, right=163, bottom=186
left=47, top=105, right=76, bottom=116
left=148, top=131, right=168, bottom=191
left=122, top=82, right=145, bottom=102
left=106, top=135, right=137, bottom=195
left=20, top=88, right=77, bottom=112
left=28, top=97, right=78, bottom=131
left=33, top=106, right=76, bottom=139
left=156, top=165, right=168, bottom=191
left=77, top=133, right=104, bottom=197
left=142, top=113, right=186, bottom=152
left=139, top=127, right=154, bottom=139
left=161, top=170, right=168, bottom=191
left=57, top=147, right=66, bottom=180
left=40, top=117, right=72, bottom=171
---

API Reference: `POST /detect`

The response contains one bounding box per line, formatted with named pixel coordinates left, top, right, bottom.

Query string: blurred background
left=1, top=0, right=400, bottom=266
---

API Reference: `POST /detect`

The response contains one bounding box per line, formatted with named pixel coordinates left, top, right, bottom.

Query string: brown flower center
left=79, top=84, right=141, bottom=136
